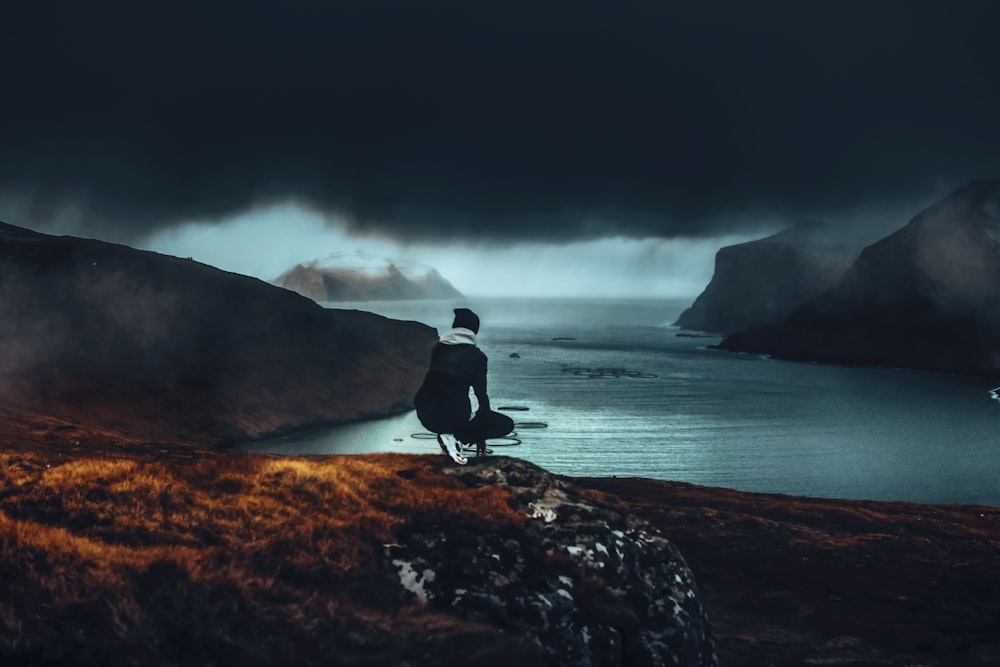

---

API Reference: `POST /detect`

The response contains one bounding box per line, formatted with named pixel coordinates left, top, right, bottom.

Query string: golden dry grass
left=0, top=451, right=526, bottom=664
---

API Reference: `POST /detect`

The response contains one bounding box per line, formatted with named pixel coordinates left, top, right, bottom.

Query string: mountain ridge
left=718, top=180, right=1000, bottom=373
left=275, top=251, right=463, bottom=302
left=674, top=220, right=885, bottom=335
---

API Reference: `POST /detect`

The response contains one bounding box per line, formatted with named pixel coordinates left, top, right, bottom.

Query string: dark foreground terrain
left=1, top=439, right=997, bottom=666
left=577, top=477, right=1000, bottom=666
left=0, top=447, right=717, bottom=666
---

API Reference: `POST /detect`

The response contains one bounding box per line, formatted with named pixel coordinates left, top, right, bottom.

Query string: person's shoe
left=438, top=433, right=467, bottom=465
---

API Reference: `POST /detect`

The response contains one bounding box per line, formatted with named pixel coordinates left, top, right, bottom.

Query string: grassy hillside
left=2, top=446, right=998, bottom=665
left=0, top=452, right=526, bottom=666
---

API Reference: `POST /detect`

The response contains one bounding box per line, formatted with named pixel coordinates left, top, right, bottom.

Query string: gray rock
left=384, top=457, right=718, bottom=667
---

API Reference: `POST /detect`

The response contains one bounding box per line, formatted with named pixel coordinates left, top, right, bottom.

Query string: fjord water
left=242, top=298, right=1000, bottom=506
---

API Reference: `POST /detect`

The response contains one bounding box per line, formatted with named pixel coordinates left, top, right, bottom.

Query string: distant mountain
left=0, top=222, right=436, bottom=450
left=719, top=180, right=1000, bottom=374
left=675, top=221, right=890, bottom=335
left=275, top=251, right=463, bottom=302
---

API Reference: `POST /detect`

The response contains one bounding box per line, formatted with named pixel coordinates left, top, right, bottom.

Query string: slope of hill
left=0, top=222, right=437, bottom=449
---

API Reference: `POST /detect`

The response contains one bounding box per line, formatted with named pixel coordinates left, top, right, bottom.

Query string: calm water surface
left=241, top=298, right=1000, bottom=506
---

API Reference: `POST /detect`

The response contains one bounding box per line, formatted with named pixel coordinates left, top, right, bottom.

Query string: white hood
left=439, top=327, right=478, bottom=346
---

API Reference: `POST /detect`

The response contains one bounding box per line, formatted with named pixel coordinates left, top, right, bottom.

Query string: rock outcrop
left=389, top=457, right=718, bottom=666
left=0, top=222, right=437, bottom=448
left=275, top=251, right=463, bottom=302
left=718, top=180, right=1000, bottom=373
left=675, top=221, right=886, bottom=335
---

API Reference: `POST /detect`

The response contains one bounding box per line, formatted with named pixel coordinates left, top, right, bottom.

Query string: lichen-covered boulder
left=385, top=457, right=717, bottom=666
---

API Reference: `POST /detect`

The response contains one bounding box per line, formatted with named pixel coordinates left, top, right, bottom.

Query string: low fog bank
left=135, top=203, right=769, bottom=299
left=16, top=192, right=934, bottom=300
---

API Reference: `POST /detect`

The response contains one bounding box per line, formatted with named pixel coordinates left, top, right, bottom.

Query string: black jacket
left=414, top=338, right=489, bottom=434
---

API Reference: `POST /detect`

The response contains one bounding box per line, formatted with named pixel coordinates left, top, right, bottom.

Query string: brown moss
left=0, top=451, right=527, bottom=665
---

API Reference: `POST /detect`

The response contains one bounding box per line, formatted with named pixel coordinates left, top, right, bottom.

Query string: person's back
left=414, top=308, right=513, bottom=464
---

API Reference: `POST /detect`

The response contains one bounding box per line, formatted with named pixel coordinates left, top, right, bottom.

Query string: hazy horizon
left=134, top=202, right=769, bottom=299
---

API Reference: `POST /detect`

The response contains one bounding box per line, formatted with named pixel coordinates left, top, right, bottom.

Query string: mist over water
left=138, top=205, right=762, bottom=299
left=242, top=298, right=1000, bottom=507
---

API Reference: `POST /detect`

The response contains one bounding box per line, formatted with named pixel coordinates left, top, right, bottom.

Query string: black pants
left=454, top=410, right=515, bottom=446
left=414, top=373, right=514, bottom=450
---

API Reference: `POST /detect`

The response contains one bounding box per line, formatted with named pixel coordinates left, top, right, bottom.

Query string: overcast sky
left=3, top=1, right=999, bottom=295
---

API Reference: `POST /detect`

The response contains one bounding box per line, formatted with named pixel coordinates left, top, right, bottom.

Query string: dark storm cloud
left=2, top=0, right=1000, bottom=241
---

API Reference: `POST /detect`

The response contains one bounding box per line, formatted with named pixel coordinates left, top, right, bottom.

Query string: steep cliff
left=719, top=181, right=1000, bottom=373
left=675, top=221, right=879, bottom=335
left=0, top=222, right=437, bottom=449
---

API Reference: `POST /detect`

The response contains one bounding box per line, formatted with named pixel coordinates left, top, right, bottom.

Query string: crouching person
left=414, top=308, right=514, bottom=464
